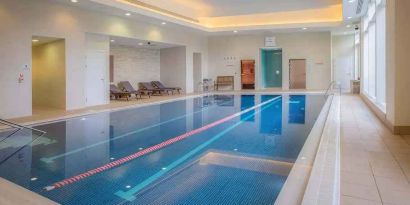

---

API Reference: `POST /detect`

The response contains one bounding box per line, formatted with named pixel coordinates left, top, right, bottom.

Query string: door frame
left=289, top=59, right=307, bottom=89
left=259, top=47, right=283, bottom=89
left=241, top=59, right=255, bottom=90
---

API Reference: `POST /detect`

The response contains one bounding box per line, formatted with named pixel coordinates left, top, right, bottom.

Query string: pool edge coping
left=0, top=178, right=59, bottom=205
left=274, top=94, right=340, bottom=205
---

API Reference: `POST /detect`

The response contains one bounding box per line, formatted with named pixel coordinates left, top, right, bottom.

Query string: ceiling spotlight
left=71, top=0, right=78, bottom=2
left=125, top=13, right=131, bottom=16
left=32, top=39, right=39, bottom=42
left=233, top=30, right=238, bottom=33
left=161, top=22, right=167, bottom=25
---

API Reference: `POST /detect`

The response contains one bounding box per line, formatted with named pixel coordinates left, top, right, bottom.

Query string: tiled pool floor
left=340, top=95, right=410, bottom=205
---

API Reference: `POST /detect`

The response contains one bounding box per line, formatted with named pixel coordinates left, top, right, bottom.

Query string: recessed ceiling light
left=138, top=43, right=144, bottom=46
left=233, top=30, right=238, bottom=33
left=348, top=0, right=355, bottom=3
left=125, top=185, right=131, bottom=189
left=302, top=27, right=308, bottom=30
left=32, top=39, right=39, bottom=42
left=71, top=0, right=78, bottom=3
left=346, top=25, right=352, bottom=28
left=30, top=177, right=38, bottom=181
left=125, top=13, right=131, bottom=16
left=347, top=16, right=352, bottom=19
left=110, top=39, right=115, bottom=42
left=161, top=167, right=167, bottom=170
left=161, top=22, right=167, bottom=25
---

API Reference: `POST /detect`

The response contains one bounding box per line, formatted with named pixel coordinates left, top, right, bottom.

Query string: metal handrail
left=0, top=119, right=46, bottom=136
left=325, top=81, right=337, bottom=96
left=324, top=81, right=343, bottom=98
left=0, top=119, right=47, bottom=165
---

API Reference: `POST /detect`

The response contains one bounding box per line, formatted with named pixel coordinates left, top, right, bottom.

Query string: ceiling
left=109, top=36, right=180, bottom=49
left=137, top=0, right=342, bottom=19
left=55, top=0, right=368, bottom=34
left=32, top=36, right=63, bottom=46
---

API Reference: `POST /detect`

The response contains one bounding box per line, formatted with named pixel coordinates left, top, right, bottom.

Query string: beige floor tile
left=341, top=182, right=381, bottom=202
left=375, top=176, right=410, bottom=191
left=378, top=188, right=410, bottom=205
left=371, top=165, right=407, bottom=178
left=340, top=95, right=410, bottom=205
left=342, top=161, right=373, bottom=174
left=341, top=196, right=382, bottom=205
left=341, top=171, right=376, bottom=186
left=363, top=142, right=389, bottom=152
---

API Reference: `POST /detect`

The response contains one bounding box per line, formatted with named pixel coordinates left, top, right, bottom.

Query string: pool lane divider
left=40, top=98, right=234, bottom=164
left=43, top=96, right=281, bottom=192
left=114, top=96, right=282, bottom=201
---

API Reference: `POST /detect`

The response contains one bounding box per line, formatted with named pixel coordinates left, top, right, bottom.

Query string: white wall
left=110, top=45, right=160, bottom=86
left=208, top=32, right=331, bottom=90
left=385, top=0, right=410, bottom=129
left=193, top=53, right=202, bottom=92
left=332, top=34, right=355, bottom=92
left=0, top=0, right=208, bottom=118
left=160, top=47, right=187, bottom=91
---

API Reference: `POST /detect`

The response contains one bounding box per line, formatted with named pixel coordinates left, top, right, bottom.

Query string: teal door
left=261, top=49, right=282, bottom=88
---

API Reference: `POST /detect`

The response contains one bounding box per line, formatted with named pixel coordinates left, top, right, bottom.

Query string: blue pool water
left=0, top=94, right=326, bottom=205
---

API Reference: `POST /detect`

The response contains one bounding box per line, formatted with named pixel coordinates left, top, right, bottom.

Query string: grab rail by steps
left=324, top=81, right=342, bottom=97
left=0, top=119, right=47, bottom=165
left=0, top=119, right=46, bottom=136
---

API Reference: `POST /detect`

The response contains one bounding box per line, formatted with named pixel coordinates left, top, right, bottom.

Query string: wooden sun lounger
left=151, top=81, right=182, bottom=94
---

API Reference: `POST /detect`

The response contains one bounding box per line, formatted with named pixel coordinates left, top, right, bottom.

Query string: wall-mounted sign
left=265, top=37, right=277, bottom=47
left=223, top=56, right=236, bottom=68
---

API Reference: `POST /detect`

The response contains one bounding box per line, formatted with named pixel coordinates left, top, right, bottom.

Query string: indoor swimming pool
left=0, top=94, right=327, bottom=205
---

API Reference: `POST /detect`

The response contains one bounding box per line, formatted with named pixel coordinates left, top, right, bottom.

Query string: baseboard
left=394, top=126, right=410, bottom=135
left=360, top=94, right=394, bottom=132
left=360, top=93, right=410, bottom=135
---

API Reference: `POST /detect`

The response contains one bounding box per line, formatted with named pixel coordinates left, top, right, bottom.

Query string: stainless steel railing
left=0, top=119, right=46, bottom=136
left=0, top=119, right=46, bottom=165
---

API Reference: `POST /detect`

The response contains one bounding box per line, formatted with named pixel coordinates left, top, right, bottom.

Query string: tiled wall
left=110, top=45, right=160, bottom=88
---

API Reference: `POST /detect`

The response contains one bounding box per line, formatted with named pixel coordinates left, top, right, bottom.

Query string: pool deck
left=340, top=94, right=410, bottom=205
left=0, top=178, right=58, bottom=205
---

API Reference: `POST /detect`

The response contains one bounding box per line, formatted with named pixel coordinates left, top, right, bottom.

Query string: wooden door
left=241, top=60, right=255, bottom=89
left=289, top=59, right=306, bottom=89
